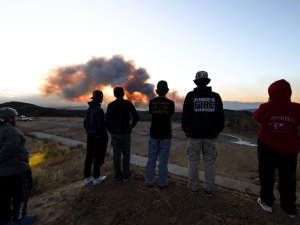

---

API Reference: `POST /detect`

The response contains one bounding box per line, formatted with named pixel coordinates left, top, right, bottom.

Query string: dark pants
left=84, top=134, right=107, bottom=179
left=111, top=134, right=131, bottom=181
left=0, top=170, right=32, bottom=225
left=257, top=139, right=298, bottom=214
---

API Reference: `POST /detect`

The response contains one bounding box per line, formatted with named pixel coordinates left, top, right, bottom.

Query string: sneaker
left=92, top=175, right=107, bottom=186
left=205, top=190, right=212, bottom=197
left=15, top=214, right=37, bottom=225
left=145, top=183, right=154, bottom=188
left=116, top=179, right=123, bottom=184
left=84, top=176, right=93, bottom=185
left=187, top=187, right=198, bottom=195
left=280, top=204, right=296, bottom=218
left=123, top=173, right=133, bottom=182
left=257, top=198, right=272, bottom=213
left=158, top=185, right=168, bottom=190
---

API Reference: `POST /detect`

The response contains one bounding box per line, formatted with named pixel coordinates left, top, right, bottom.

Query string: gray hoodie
left=0, top=122, right=30, bottom=176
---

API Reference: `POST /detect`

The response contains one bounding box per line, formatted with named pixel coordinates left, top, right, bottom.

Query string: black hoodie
left=181, top=86, right=224, bottom=138
left=83, top=101, right=108, bottom=140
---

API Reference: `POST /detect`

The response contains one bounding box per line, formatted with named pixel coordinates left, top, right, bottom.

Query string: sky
left=1, top=0, right=300, bottom=107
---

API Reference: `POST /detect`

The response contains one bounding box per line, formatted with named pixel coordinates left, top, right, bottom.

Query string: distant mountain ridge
left=0, top=101, right=85, bottom=117
left=0, top=101, right=258, bottom=138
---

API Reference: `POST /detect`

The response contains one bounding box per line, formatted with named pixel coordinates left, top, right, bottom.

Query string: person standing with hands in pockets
left=106, top=87, right=140, bottom=183
left=181, top=71, right=224, bottom=196
left=254, top=79, right=300, bottom=218
left=83, top=90, right=108, bottom=186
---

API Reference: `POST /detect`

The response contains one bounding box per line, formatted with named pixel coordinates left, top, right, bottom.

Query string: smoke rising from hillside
left=41, top=55, right=155, bottom=101
left=41, top=55, right=185, bottom=104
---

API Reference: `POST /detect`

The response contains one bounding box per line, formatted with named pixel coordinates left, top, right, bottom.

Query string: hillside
left=0, top=101, right=85, bottom=117
left=25, top=137, right=298, bottom=225
left=0, top=101, right=258, bottom=139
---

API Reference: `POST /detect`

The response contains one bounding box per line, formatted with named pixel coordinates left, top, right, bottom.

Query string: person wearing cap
left=83, top=90, right=108, bottom=186
left=182, top=71, right=224, bottom=196
left=106, top=87, right=140, bottom=183
left=0, top=107, right=37, bottom=225
left=253, top=79, right=300, bottom=217
left=145, top=80, right=175, bottom=189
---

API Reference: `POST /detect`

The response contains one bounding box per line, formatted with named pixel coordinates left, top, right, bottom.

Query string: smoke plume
left=41, top=55, right=156, bottom=102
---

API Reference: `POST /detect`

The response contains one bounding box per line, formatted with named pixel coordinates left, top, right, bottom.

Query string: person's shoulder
left=290, top=102, right=300, bottom=110
left=2, top=125, right=19, bottom=136
left=185, top=91, right=194, bottom=97
left=165, top=97, right=175, bottom=104
left=211, top=90, right=221, bottom=97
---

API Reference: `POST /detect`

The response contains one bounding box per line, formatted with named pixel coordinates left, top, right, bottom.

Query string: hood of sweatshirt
left=268, top=79, right=291, bottom=103
left=88, top=101, right=101, bottom=107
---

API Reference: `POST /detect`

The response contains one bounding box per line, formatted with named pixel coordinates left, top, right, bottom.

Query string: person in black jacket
left=182, top=71, right=224, bottom=196
left=83, top=90, right=108, bottom=186
left=106, top=87, right=139, bottom=183
left=0, top=107, right=37, bottom=225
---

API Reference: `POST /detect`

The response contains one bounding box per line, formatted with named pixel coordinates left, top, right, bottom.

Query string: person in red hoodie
left=253, top=79, right=300, bottom=217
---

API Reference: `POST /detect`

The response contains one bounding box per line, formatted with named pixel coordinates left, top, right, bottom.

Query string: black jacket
left=0, top=122, right=31, bottom=176
left=84, top=101, right=108, bottom=140
left=106, top=98, right=139, bottom=135
left=181, top=86, right=225, bottom=138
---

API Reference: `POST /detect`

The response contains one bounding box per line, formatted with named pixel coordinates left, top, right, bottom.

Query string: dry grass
left=26, top=135, right=299, bottom=225
left=29, top=140, right=85, bottom=195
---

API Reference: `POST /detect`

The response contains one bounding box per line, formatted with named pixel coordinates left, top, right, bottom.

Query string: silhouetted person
left=83, top=90, right=108, bottom=186
left=106, top=87, right=139, bottom=183
left=254, top=79, right=300, bottom=217
left=0, top=107, right=37, bottom=225
left=145, top=81, right=175, bottom=189
left=182, top=71, right=224, bottom=196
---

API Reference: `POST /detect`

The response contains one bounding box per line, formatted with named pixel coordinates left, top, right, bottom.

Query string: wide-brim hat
left=194, top=71, right=210, bottom=82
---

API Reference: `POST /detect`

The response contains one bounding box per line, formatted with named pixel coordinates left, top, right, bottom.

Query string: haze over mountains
left=0, top=94, right=260, bottom=111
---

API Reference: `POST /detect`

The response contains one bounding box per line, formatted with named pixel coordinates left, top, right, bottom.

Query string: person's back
left=149, top=96, right=174, bottom=139
left=0, top=121, right=30, bottom=177
left=182, top=86, right=224, bottom=138
left=106, top=98, right=139, bottom=134
left=254, top=79, right=300, bottom=154
left=84, top=100, right=107, bottom=138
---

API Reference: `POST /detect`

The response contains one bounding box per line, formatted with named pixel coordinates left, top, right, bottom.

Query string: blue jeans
left=145, top=138, right=171, bottom=186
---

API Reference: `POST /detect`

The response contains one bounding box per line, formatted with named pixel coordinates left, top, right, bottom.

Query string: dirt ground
left=16, top=117, right=300, bottom=225
left=18, top=117, right=300, bottom=185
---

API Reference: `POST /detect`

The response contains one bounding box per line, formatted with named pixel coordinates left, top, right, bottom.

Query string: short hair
left=114, top=87, right=125, bottom=98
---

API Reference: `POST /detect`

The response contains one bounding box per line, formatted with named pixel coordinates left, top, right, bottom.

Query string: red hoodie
left=253, top=79, right=300, bottom=154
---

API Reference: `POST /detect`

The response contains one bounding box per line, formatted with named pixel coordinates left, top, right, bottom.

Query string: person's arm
left=216, top=94, right=225, bottom=133
left=105, top=105, right=112, bottom=133
left=97, top=109, right=108, bottom=140
left=253, top=104, right=265, bottom=123
left=129, top=103, right=139, bottom=129
left=169, top=100, right=175, bottom=118
left=181, top=93, right=191, bottom=136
